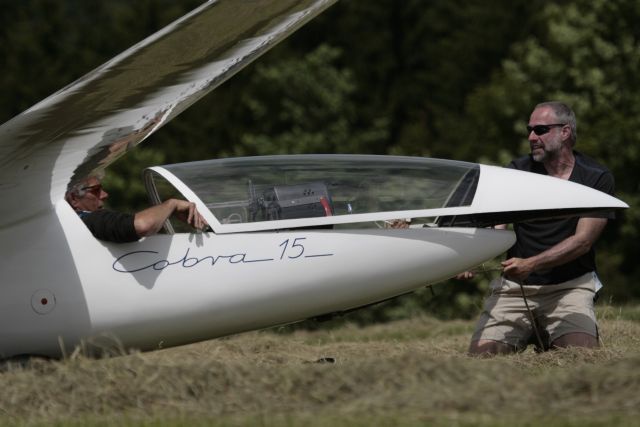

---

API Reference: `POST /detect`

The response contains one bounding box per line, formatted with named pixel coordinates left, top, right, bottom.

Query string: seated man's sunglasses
left=527, top=123, right=566, bottom=136
left=80, top=184, right=103, bottom=196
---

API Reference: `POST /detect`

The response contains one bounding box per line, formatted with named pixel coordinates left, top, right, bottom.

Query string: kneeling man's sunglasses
left=527, top=123, right=565, bottom=136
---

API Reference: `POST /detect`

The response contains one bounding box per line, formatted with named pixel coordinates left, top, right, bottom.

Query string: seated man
left=65, top=175, right=207, bottom=243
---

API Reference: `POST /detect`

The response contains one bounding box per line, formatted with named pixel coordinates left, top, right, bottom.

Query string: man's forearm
left=134, top=199, right=178, bottom=236
left=524, top=233, right=593, bottom=272
left=502, top=217, right=607, bottom=280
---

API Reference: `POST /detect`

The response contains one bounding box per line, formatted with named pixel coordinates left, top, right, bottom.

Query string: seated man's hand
left=173, top=200, right=208, bottom=230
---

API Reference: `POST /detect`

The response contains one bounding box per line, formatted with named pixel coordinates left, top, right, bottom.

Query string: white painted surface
left=0, top=201, right=514, bottom=358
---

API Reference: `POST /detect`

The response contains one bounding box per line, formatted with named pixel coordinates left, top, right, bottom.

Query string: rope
left=518, top=281, right=547, bottom=352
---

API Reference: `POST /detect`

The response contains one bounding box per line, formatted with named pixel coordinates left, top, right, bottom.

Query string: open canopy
left=144, top=155, right=478, bottom=233
left=143, top=154, right=627, bottom=234
left=144, top=155, right=480, bottom=233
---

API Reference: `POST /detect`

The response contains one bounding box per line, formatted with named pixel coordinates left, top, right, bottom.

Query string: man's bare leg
left=551, top=332, right=599, bottom=349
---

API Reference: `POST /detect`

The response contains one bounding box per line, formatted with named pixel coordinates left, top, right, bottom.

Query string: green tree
left=228, top=44, right=388, bottom=156
left=0, top=0, right=200, bottom=122
left=306, top=0, right=543, bottom=159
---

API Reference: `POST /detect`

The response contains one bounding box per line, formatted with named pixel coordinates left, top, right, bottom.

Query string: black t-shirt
left=506, top=151, right=615, bottom=285
left=80, top=209, right=139, bottom=243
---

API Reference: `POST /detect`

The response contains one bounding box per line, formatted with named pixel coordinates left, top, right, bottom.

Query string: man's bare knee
left=551, top=332, right=599, bottom=349
left=468, top=339, right=515, bottom=356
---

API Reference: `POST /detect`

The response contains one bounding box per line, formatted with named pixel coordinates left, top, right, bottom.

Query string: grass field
left=1, top=305, right=639, bottom=426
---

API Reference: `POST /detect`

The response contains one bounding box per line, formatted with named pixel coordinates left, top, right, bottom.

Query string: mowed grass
left=1, top=305, right=640, bottom=426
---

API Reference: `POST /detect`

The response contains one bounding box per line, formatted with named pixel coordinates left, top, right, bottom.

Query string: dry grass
left=1, top=306, right=639, bottom=426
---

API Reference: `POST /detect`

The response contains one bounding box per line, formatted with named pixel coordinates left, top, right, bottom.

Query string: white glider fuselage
left=0, top=200, right=514, bottom=358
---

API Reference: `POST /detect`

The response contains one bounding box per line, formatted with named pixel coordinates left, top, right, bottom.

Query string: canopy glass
left=144, top=155, right=480, bottom=233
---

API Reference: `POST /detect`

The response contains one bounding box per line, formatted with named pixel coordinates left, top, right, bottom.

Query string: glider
left=0, top=0, right=627, bottom=359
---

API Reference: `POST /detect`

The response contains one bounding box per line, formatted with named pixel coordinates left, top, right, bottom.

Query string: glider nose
left=472, top=164, right=627, bottom=218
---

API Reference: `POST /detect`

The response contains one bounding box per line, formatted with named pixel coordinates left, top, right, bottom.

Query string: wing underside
left=0, top=0, right=336, bottom=229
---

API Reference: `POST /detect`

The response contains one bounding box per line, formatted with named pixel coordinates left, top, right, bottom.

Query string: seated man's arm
left=502, top=217, right=607, bottom=281
left=134, top=199, right=207, bottom=237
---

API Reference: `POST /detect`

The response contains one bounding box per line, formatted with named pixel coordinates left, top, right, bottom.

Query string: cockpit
left=143, top=154, right=480, bottom=234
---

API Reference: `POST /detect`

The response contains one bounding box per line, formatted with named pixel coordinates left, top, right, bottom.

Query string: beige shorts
left=471, top=272, right=599, bottom=350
